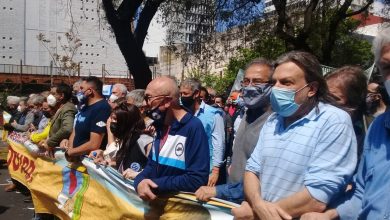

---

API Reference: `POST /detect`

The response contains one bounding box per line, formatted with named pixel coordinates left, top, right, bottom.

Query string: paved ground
left=0, top=140, right=35, bottom=220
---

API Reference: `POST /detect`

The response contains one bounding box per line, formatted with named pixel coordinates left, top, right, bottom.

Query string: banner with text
left=6, top=134, right=235, bottom=220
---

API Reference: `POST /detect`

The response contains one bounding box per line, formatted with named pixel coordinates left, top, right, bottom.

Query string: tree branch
left=134, top=0, right=165, bottom=48
left=344, top=0, right=374, bottom=17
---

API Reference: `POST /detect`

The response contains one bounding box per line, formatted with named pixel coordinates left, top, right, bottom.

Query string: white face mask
left=109, top=94, right=119, bottom=103
left=47, top=94, right=57, bottom=107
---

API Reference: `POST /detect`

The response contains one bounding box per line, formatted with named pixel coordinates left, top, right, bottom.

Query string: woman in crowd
left=325, top=65, right=367, bottom=157
left=91, top=103, right=151, bottom=180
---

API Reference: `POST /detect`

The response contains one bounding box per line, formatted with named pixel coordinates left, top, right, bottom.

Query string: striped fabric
left=246, top=102, right=357, bottom=203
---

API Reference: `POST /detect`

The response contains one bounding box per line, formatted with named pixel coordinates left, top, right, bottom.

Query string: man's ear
left=193, top=90, right=200, bottom=99
left=307, top=82, right=319, bottom=98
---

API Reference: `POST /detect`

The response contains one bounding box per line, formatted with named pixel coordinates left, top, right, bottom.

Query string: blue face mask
left=270, top=84, right=308, bottom=117
left=236, top=97, right=245, bottom=108
left=76, top=91, right=87, bottom=106
left=242, top=84, right=272, bottom=109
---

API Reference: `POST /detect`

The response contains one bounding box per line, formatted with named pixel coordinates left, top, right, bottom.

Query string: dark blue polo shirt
left=73, top=99, right=111, bottom=149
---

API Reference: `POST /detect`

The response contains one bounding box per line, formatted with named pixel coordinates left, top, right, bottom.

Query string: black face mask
left=42, top=111, right=52, bottom=118
left=180, top=95, right=195, bottom=109
left=366, top=98, right=380, bottom=115
left=110, top=122, right=118, bottom=137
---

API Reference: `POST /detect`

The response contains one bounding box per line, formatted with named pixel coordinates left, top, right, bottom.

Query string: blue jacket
left=134, top=112, right=210, bottom=193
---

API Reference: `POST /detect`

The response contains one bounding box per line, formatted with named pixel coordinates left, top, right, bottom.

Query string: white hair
left=6, top=96, right=20, bottom=105
left=126, top=89, right=145, bottom=107
left=372, top=27, right=390, bottom=64
left=113, top=83, right=128, bottom=96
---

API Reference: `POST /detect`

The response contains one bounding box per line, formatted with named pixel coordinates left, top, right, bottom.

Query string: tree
left=37, top=32, right=82, bottom=84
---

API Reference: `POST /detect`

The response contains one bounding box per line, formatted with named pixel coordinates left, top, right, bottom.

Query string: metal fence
left=0, top=63, right=131, bottom=78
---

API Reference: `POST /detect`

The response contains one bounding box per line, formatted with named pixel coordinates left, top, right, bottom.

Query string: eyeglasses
left=242, top=78, right=269, bottom=87
left=143, top=94, right=169, bottom=104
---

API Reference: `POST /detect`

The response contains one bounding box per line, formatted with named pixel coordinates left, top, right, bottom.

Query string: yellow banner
left=6, top=137, right=234, bottom=220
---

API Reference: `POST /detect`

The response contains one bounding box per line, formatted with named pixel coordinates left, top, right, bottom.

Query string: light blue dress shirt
left=195, top=101, right=225, bottom=168
left=336, top=110, right=390, bottom=219
left=246, top=102, right=357, bottom=203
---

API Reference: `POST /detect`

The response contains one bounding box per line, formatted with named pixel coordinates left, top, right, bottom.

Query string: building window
left=91, top=62, right=94, bottom=64
left=9, top=37, right=12, bottom=40
left=9, top=47, right=12, bottom=49
left=9, top=56, right=12, bottom=59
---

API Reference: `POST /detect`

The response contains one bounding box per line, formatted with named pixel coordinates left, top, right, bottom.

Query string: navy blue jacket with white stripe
left=134, top=112, right=210, bottom=193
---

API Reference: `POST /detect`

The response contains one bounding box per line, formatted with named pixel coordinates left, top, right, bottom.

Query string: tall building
left=0, top=0, right=128, bottom=77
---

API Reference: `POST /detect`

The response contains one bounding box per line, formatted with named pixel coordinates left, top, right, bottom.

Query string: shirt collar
left=274, top=102, right=325, bottom=131
left=195, top=101, right=206, bottom=116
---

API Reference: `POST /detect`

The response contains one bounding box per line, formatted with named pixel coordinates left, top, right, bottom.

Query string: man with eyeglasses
left=232, top=51, right=357, bottom=219
left=134, top=76, right=209, bottom=201
left=195, top=58, right=274, bottom=204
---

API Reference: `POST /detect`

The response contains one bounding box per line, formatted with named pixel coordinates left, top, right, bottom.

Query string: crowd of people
left=1, top=27, right=390, bottom=220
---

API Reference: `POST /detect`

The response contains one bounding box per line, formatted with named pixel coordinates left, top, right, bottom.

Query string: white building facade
left=0, top=0, right=129, bottom=77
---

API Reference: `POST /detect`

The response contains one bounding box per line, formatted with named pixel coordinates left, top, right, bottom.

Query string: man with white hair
left=109, top=83, right=127, bottom=102
left=3, top=96, right=21, bottom=133
left=301, top=27, right=390, bottom=220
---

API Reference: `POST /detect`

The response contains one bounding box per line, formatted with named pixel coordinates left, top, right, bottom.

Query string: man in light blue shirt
left=180, top=78, right=225, bottom=187
left=232, top=51, right=357, bottom=220
left=301, top=27, right=390, bottom=220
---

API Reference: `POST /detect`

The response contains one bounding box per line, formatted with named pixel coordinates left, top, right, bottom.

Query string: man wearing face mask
left=108, top=83, right=128, bottom=108
left=10, top=98, right=35, bottom=132
left=3, top=96, right=21, bottom=132
left=364, top=82, right=389, bottom=126
left=195, top=58, right=273, bottom=203
left=38, top=84, right=77, bottom=151
left=232, top=51, right=357, bottom=220
left=179, top=78, right=226, bottom=187
left=134, top=76, right=209, bottom=201
left=62, top=77, right=111, bottom=160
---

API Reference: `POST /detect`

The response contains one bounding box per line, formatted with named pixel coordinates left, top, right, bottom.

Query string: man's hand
left=38, top=140, right=50, bottom=150
left=208, top=167, right=219, bottom=187
left=300, top=210, right=338, bottom=220
left=252, top=200, right=292, bottom=220
left=122, top=168, right=139, bottom=180
left=11, top=120, right=17, bottom=127
left=59, top=139, right=69, bottom=149
left=195, top=186, right=216, bottom=202
left=137, top=179, right=158, bottom=201
left=232, top=201, right=256, bottom=220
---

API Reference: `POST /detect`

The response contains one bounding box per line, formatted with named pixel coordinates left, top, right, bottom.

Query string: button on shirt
left=336, top=110, right=390, bottom=220
left=246, top=102, right=357, bottom=203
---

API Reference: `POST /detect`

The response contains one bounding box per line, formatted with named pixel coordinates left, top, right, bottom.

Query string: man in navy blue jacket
left=134, top=76, right=210, bottom=201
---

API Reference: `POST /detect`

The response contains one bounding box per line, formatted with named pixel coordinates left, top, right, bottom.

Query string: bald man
left=134, top=76, right=210, bottom=201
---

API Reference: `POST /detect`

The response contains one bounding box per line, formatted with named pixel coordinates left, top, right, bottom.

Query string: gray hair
left=180, top=78, right=202, bottom=92
left=373, top=27, right=390, bottom=64
left=113, top=83, right=128, bottom=96
left=126, top=89, right=145, bottom=108
left=6, top=96, right=20, bottom=105
left=245, top=58, right=274, bottom=71
left=28, top=94, right=46, bottom=106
